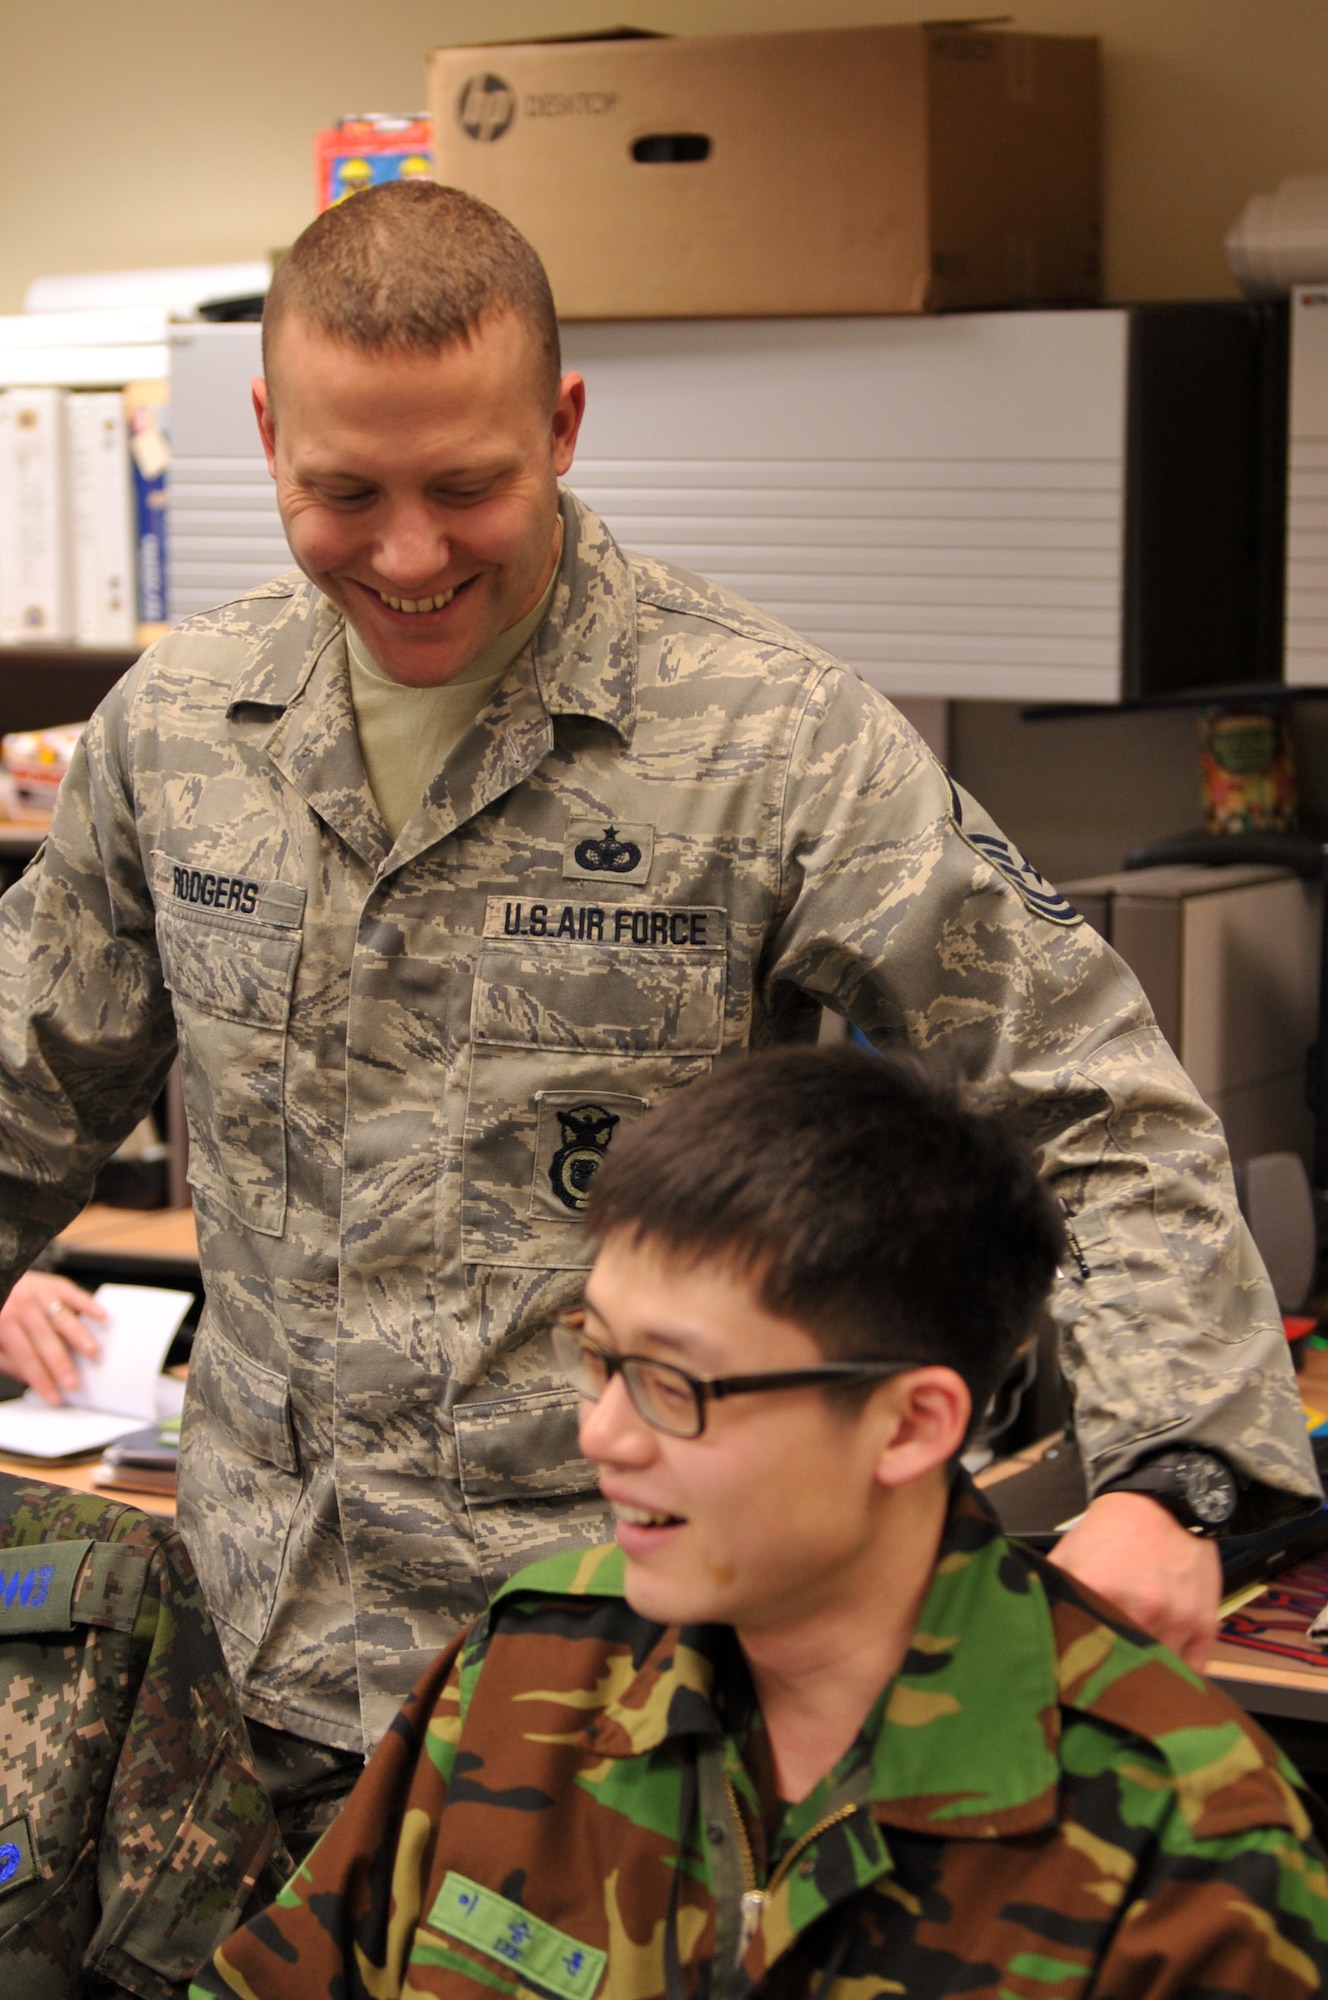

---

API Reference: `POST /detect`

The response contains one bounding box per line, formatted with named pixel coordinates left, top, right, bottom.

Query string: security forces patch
left=0, top=1817, right=36, bottom=1900
left=530, top=1092, right=647, bottom=1223
left=563, top=819, right=654, bottom=886
left=549, top=1104, right=618, bottom=1212
left=948, top=779, right=1080, bottom=927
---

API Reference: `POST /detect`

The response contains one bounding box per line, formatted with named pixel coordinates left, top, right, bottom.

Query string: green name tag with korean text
left=427, top=1872, right=606, bottom=2000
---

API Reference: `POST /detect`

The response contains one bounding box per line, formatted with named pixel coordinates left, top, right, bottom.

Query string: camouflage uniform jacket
left=194, top=1476, right=1328, bottom=2000
left=0, top=1473, right=288, bottom=2000
left=0, top=489, right=1315, bottom=1755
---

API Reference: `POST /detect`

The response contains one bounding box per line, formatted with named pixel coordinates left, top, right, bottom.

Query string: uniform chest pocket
left=462, top=913, right=726, bottom=1270
left=156, top=895, right=303, bottom=1236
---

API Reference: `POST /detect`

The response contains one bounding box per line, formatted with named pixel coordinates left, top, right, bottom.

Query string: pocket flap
left=473, top=910, right=725, bottom=1057
left=454, top=1388, right=598, bottom=1505
left=187, top=1321, right=298, bottom=1475
left=156, top=906, right=301, bottom=1028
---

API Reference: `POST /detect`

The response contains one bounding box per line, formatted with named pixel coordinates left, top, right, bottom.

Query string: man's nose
left=374, top=503, right=450, bottom=588
left=578, top=1372, right=655, bottom=1467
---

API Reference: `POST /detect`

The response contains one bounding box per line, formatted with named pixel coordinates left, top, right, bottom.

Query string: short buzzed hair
left=586, top=1046, right=1064, bottom=1418
left=262, top=181, right=561, bottom=401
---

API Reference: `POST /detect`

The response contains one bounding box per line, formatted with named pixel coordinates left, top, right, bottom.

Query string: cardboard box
left=427, top=25, right=1101, bottom=320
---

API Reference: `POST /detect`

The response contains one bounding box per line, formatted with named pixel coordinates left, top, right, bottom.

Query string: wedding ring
left=46, top=1299, right=65, bottom=1318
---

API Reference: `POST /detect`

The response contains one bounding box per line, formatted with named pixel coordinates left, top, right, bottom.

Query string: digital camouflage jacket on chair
left=0, top=1474, right=288, bottom=2000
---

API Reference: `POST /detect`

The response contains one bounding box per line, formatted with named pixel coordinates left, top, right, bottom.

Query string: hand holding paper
left=0, top=1271, right=106, bottom=1404
left=0, top=1284, right=192, bottom=1460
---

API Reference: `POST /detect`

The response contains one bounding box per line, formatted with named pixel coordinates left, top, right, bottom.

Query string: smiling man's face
left=575, top=1233, right=909, bottom=1641
left=253, top=309, right=584, bottom=687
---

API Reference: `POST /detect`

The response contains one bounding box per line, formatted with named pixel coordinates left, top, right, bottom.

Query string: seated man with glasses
left=195, top=1047, right=1328, bottom=2000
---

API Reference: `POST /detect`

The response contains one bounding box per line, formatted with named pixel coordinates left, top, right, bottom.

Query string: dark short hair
left=586, top=1046, right=1065, bottom=1417
left=262, top=180, right=561, bottom=402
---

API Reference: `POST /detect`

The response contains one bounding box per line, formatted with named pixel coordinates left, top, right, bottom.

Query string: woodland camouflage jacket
left=0, top=489, right=1316, bottom=1755
left=0, top=1474, right=287, bottom=2000
left=195, top=1478, right=1328, bottom=2000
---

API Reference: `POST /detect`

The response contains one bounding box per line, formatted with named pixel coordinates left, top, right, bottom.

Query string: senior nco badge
left=547, top=1103, right=621, bottom=1213
left=562, top=818, right=654, bottom=885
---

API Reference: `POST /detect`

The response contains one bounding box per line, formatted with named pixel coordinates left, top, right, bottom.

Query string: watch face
left=1179, top=1453, right=1238, bottom=1526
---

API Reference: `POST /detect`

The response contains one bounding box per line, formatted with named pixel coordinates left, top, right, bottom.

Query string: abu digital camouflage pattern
left=194, top=1477, right=1328, bottom=2000
left=0, top=1473, right=287, bottom=2000
left=0, top=489, right=1315, bottom=1755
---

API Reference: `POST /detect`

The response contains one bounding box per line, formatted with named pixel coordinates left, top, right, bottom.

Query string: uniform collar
left=582, top=1477, right=1062, bottom=1841
left=223, top=580, right=342, bottom=713
left=222, top=488, right=639, bottom=745
left=529, top=488, right=638, bottom=742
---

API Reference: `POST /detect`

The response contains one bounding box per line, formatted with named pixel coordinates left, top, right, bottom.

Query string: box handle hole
left=631, top=134, right=711, bottom=164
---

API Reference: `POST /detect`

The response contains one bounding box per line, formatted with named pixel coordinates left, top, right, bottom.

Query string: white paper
left=155, top=1373, right=186, bottom=1421
left=0, top=1399, right=145, bottom=1458
left=66, top=1284, right=193, bottom=1420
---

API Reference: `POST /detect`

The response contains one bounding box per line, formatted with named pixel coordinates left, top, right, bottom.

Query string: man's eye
left=644, top=1369, right=693, bottom=1412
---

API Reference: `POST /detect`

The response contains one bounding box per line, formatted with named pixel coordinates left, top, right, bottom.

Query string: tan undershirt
left=346, top=564, right=558, bottom=841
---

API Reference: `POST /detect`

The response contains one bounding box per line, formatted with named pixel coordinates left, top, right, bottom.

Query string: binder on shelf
left=124, top=379, right=169, bottom=643
left=0, top=387, right=73, bottom=645
left=68, top=392, right=136, bottom=646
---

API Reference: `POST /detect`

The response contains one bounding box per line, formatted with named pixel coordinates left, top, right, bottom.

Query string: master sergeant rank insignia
left=948, top=779, right=1080, bottom=927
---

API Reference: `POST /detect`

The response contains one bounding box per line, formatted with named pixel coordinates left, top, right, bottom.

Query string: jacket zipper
left=725, top=1777, right=860, bottom=1956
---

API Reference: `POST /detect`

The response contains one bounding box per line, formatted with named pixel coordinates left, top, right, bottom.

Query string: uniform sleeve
left=191, top=1636, right=468, bottom=2000
left=1086, top=1819, right=1328, bottom=2000
left=86, top=1525, right=291, bottom=2000
left=764, top=667, right=1318, bottom=1520
left=0, top=670, right=177, bottom=1288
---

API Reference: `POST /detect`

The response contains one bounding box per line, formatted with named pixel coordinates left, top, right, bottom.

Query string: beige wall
left=1, top=1, right=1326, bottom=312
left=4, top=1, right=1326, bottom=877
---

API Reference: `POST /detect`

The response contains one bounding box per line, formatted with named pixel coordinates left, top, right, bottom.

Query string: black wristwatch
left=1098, top=1449, right=1241, bottom=1534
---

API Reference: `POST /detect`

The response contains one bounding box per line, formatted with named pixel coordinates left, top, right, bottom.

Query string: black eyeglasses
left=551, top=1309, right=926, bottom=1439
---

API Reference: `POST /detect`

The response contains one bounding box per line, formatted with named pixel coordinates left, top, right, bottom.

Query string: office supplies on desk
left=92, top=1415, right=180, bottom=1497
left=1209, top=1548, right=1328, bottom=1721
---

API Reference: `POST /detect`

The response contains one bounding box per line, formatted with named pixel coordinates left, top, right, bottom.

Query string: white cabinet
left=166, top=308, right=1285, bottom=705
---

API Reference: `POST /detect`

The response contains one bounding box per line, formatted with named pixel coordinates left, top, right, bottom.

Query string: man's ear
left=551, top=371, right=586, bottom=477
left=872, top=1368, right=971, bottom=1490
left=252, top=377, right=278, bottom=477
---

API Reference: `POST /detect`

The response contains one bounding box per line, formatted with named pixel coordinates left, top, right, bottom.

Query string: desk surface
left=56, top=1203, right=198, bottom=1264
left=0, top=1451, right=176, bottom=1518
left=0, top=812, right=50, bottom=855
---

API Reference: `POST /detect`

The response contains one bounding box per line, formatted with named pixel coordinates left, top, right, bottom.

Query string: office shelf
left=0, top=646, right=136, bottom=732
